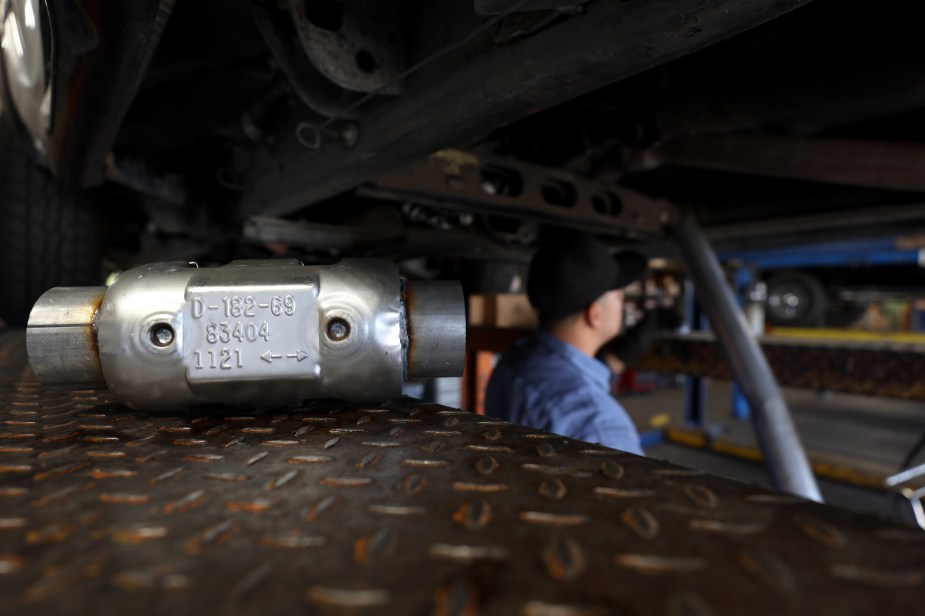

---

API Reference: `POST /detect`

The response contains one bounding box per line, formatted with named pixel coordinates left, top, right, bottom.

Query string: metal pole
left=682, top=279, right=707, bottom=427
left=671, top=217, right=822, bottom=501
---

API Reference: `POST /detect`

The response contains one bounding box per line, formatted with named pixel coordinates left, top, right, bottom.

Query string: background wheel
left=0, top=130, right=100, bottom=326
left=765, top=270, right=826, bottom=327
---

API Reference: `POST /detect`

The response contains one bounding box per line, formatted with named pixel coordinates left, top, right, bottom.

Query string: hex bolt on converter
left=26, top=259, right=465, bottom=411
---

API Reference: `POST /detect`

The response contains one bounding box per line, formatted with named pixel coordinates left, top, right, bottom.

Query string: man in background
left=484, top=234, right=647, bottom=455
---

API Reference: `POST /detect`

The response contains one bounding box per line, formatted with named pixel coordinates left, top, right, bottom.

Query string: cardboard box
left=468, top=294, right=539, bottom=328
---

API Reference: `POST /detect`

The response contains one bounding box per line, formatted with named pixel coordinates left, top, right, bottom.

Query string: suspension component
left=26, top=259, right=465, bottom=410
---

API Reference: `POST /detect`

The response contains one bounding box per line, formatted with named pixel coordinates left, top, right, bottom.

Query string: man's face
left=596, top=289, right=625, bottom=340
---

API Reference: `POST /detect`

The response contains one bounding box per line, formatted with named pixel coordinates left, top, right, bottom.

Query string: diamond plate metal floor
left=0, top=329, right=923, bottom=615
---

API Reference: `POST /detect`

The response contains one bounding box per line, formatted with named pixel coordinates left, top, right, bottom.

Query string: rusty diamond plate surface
left=0, top=330, right=924, bottom=615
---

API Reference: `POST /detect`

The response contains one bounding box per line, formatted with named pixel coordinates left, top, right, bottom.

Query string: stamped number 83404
left=205, top=321, right=270, bottom=344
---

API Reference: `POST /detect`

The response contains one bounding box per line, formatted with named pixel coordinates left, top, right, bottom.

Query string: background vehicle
left=5, top=0, right=925, bottom=329
left=724, top=237, right=925, bottom=327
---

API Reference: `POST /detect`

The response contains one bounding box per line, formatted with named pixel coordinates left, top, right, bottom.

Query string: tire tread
left=0, top=130, right=100, bottom=326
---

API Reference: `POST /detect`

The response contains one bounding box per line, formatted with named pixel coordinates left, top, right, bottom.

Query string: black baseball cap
left=527, top=234, right=648, bottom=321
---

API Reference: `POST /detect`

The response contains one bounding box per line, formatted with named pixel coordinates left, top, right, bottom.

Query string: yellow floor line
left=664, top=428, right=890, bottom=491
left=770, top=327, right=925, bottom=344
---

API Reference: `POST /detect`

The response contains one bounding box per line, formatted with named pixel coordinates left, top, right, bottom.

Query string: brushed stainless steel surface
left=314, top=259, right=402, bottom=401
left=26, top=287, right=107, bottom=387
left=1, top=330, right=924, bottom=615
left=97, top=260, right=198, bottom=410
left=404, top=280, right=466, bottom=379
left=27, top=259, right=465, bottom=410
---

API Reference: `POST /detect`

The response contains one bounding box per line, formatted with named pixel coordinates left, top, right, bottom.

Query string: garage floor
left=621, top=380, right=925, bottom=524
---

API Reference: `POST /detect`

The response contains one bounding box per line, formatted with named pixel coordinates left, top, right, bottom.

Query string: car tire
left=765, top=270, right=826, bottom=327
left=0, top=131, right=100, bottom=327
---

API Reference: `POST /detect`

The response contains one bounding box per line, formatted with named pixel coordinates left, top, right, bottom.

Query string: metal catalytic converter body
left=26, top=259, right=466, bottom=411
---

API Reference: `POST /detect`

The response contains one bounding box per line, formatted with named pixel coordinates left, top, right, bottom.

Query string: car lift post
left=671, top=216, right=823, bottom=501
left=682, top=278, right=708, bottom=427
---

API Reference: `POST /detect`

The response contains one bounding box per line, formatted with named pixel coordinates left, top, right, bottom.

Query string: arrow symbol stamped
left=261, top=351, right=283, bottom=363
left=263, top=350, right=308, bottom=363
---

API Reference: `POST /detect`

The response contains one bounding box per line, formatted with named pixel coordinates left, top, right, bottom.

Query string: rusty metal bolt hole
left=591, top=192, right=623, bottom=217
left=355, top=49, right=377, bottom=73
left=541, top=179, right=577, bottom=208
left=150, top=323, right=175, bottom=347
left=326, top=317, right=351, bottom=342
left=480, top=165, right=523, bottom=197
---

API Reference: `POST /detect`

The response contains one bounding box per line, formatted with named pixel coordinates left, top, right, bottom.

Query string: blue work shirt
left=485, top=330, right=643, bottom=455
